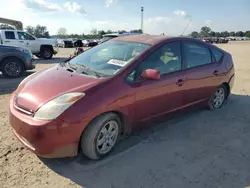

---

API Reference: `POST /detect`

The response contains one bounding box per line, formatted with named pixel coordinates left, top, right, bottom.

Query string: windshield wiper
left=74, top=63, right=102, bottom=78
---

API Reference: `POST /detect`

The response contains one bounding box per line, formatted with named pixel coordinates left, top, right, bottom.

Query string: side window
left=183, top=42, right=212, bottom=69
left=138, top=41, right=182, bottom=76
left=211, top=48, right=223, bottom=62
left=17, top=32, right=35, bottom=40
left=5, top=31, right=16, bottom=39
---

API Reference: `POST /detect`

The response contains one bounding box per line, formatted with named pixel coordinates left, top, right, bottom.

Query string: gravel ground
left=0, top=42, right=250, bottom=188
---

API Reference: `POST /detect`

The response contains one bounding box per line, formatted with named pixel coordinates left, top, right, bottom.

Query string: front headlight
left=34, top=92, right=85, bottom=120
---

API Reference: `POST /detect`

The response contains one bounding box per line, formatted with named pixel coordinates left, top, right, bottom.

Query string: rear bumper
left=9, top=94, right=81, bottom=158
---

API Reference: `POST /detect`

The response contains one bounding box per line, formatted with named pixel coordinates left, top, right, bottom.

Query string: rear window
left=211, top=48, right=223, bottom=62
left=5, top=31, right=16, bottom=39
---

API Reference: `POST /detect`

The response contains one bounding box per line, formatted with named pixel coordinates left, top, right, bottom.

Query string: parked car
left=63, top=39, right=74, bottom=48
left=82, top=39, right=98, bottom=47
left=9, top=35, right=235, bottom=160
left=0, top=45, right=35, bottom=78
left=0, top=30, right=58, bottom=59
left=57, top=39, right=65, bottom=48
left=73, top=39, right=84, bottom=47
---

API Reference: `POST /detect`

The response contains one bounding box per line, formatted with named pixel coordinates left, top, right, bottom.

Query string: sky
left=0, top=0, right=249, bottom=35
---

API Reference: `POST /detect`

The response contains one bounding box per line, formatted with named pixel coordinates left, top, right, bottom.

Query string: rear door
left=132, top=41, right=185, bottom=122
left=3, top=31, right=19, bottom=47
left=181, top=41, right=222, bottom=106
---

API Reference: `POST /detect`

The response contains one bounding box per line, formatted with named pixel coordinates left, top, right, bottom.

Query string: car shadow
left=0, top=71, right=35, bottom=95
left=40, top=94, right=250, bottom=188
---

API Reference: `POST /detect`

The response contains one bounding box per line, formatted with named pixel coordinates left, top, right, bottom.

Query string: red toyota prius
left=9, top=35, right=235, bottom=160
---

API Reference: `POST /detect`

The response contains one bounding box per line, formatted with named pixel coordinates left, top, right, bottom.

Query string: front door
left=181, top=41, right=222, bottom=106
left=16, top=31, right=38, bottom=53
left=133, top=41, right=185, bottom=123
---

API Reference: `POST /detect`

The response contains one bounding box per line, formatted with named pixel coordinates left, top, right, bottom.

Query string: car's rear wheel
left=41, top=47, right=53, bottom=59
left=1, top=57, right=24, bottom=78
left=81, top=113, right=121, bottom=160
left=208, top=85, right=227, bottom=110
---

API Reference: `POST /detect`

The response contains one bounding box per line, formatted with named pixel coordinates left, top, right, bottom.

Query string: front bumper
left=53, top=45, right=59, bottom=55
left=9, top=94, right=81, bottom=158
left=25, top=58, right=35, bottom=70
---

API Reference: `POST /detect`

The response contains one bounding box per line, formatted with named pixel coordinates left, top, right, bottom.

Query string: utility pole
left=141, top=7, right=144, bottom=33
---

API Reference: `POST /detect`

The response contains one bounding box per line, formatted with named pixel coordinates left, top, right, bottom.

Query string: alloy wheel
left=212, top=88, right=225, bottom=109
left=4, top=61, right=21, bottom=77
left=96, top=120, right=119, bottom=154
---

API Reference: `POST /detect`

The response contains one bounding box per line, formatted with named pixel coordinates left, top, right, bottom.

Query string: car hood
left=15, top=64, right=104, bottom=112
left=37, top=38, right=56, bottom=45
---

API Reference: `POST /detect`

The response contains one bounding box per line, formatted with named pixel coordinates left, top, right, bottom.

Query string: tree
left=25, top=26, right=35, bottom=35
left=229, top=31, right=236, bottom=37
left=245, top=31, right=250, bottom=38
left=98, top=30, right=106, bottom=35
left=130, top=29, right=143, bottom=33
left=33, top=25, right=49, bottom=38
left=106, top=30, right=113, bottom=34
left=236, top=31, right=244, bottom=37
left=0, top=24, right=15, bottom=30
left=200, top=26, right=211, bottom=37
left=25, top=25, right=49, bottom=38
left=57, top=28, right=67, bottom=38
left=190, top=31, right=199, bottom=38
left=210, top=31, right=216, bottom=37
left=220, top=31, right=229, bottom=37
left=215, top=32, right=221, bottom=37
left=90, top=28, right=97, bottom=35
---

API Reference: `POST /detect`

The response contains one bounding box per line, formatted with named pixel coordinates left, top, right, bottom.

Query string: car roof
left=112, top=35, right=180, bottom=45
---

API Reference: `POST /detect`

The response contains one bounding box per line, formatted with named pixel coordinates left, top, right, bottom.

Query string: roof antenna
left=181, top=18, right=192, bottom=36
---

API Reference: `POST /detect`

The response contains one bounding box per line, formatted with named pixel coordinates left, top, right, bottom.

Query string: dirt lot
left=0, top=42, right=250, bottom=188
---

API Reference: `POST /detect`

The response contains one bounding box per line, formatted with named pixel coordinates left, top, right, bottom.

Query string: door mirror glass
left=141, top=69, right=160, bottom=80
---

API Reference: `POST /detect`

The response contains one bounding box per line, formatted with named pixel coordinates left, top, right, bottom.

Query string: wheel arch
left=40, top=44, right=53, bottom=52
left=221, top=82, right=230, bottom=99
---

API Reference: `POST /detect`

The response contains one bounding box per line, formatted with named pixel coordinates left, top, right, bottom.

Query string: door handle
left=213, top=70, right=219, bottom=76
left=5, top=41, right=10, bottom=42
left=176, top=79, right=184, bottom=86
left=19, top=41, right=24, bottom=43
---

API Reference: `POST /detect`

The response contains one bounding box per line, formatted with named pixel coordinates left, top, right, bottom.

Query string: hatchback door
left=132, top=41, right=185, bottom=123
left=181, top=41, right=223, bottom=106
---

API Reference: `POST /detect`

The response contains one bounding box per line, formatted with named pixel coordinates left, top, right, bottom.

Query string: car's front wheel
left=81, top=113, right=121, bottom=160
left=208, top=85, right=228, bottom=110
left=1, top=57, right=24, bottom=78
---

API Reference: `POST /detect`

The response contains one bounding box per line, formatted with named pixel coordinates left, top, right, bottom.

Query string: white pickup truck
left=0, top=30, right=58, bottom=59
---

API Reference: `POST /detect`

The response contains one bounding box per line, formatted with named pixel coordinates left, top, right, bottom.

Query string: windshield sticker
left=107, top=59, right=128, bottom=67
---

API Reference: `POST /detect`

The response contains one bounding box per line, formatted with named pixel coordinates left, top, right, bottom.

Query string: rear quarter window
left=211, top=48, right=223, bottom=62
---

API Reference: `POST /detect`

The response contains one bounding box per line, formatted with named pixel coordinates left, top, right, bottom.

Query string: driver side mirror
left=141, top=69, right=161, bottom=80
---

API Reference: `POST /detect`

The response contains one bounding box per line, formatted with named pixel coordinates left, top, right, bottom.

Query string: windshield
left=68, top=40, right=150, bottom=77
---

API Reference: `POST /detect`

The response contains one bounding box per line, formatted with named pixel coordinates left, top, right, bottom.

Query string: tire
left=41, top=47, right=53, bottom=59
left=1, top=57, right=24, bottom=78
left=81, top=113, right=121, bottom=160
left=208, top=85, right=228, bottom=110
